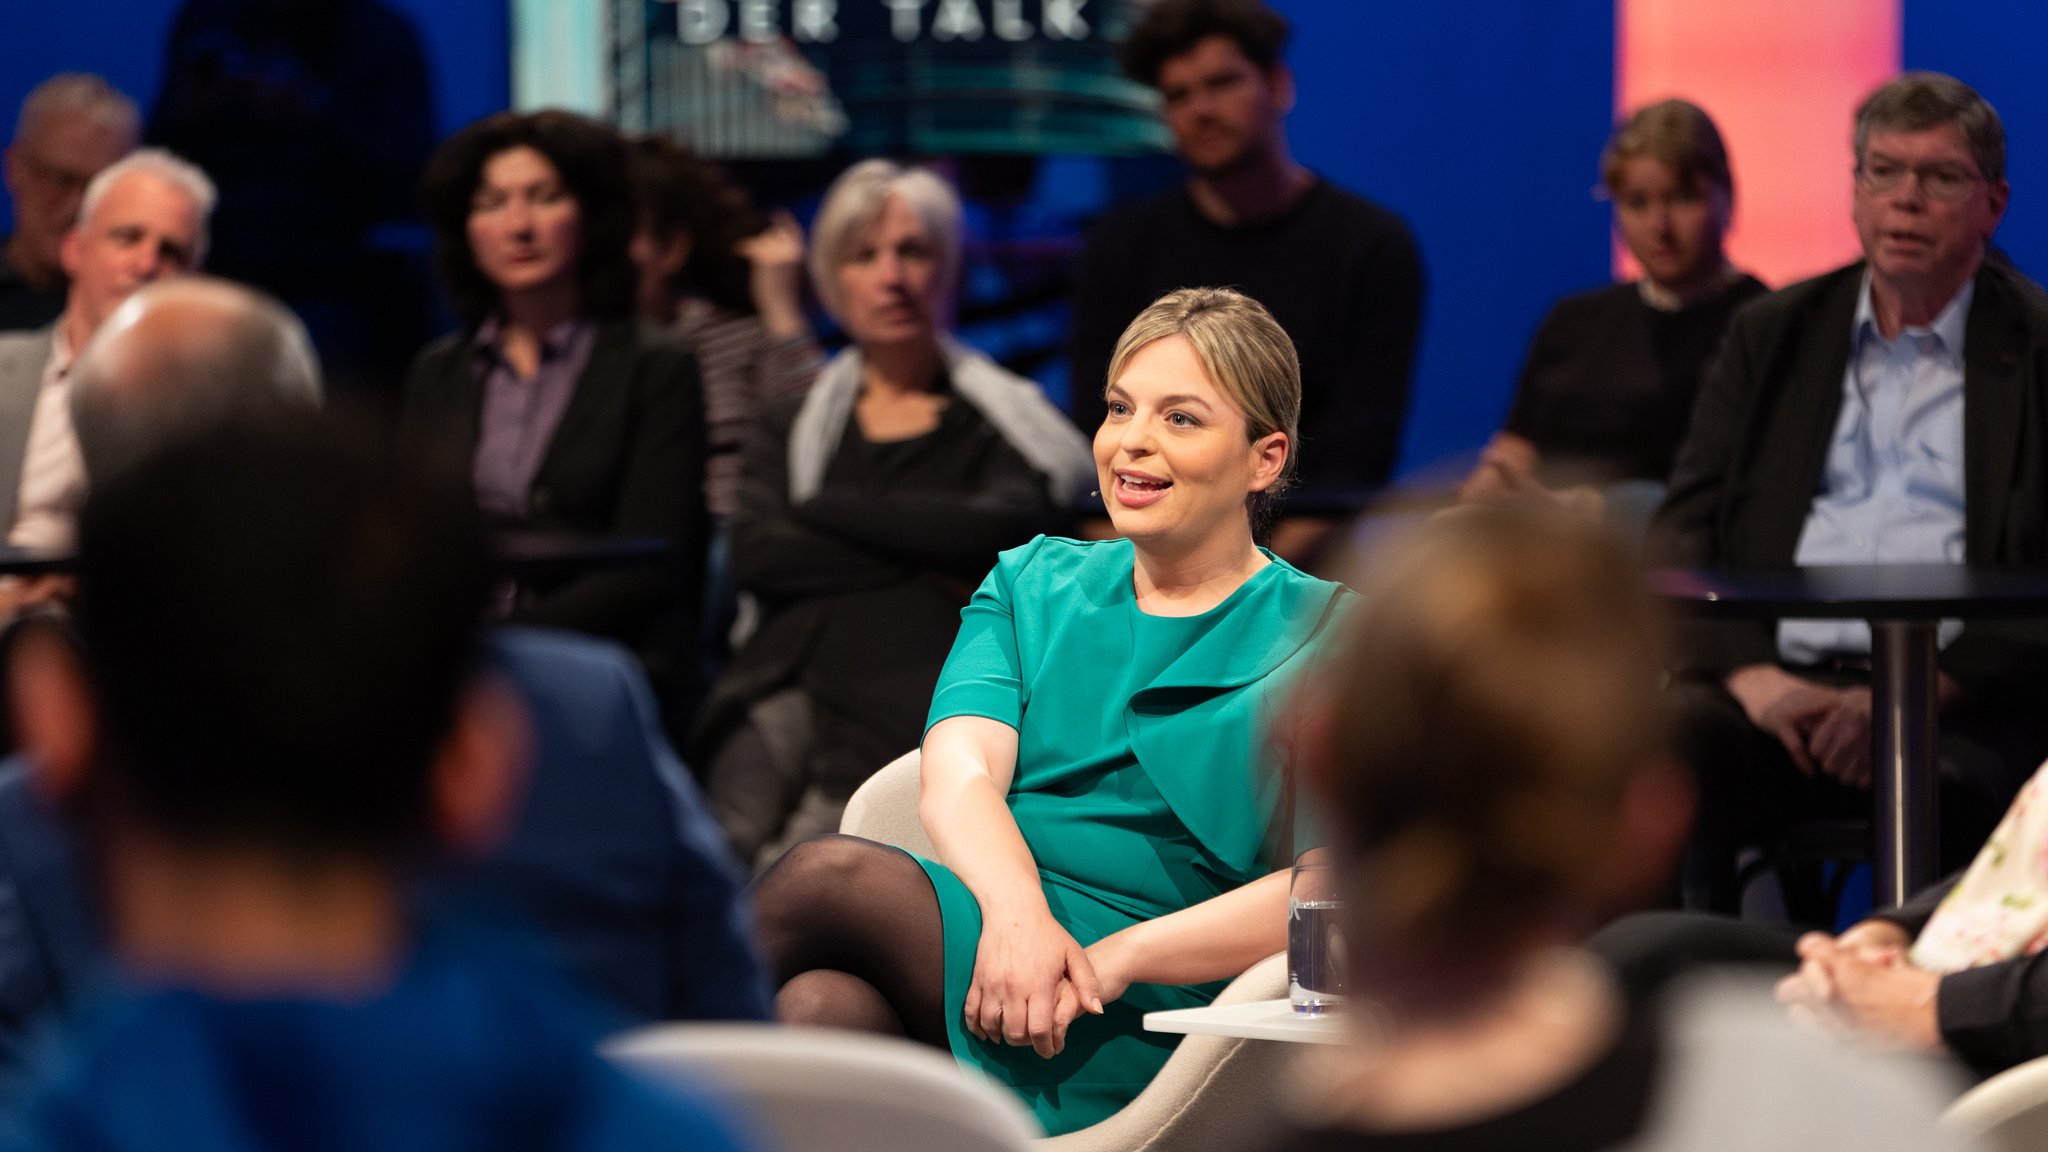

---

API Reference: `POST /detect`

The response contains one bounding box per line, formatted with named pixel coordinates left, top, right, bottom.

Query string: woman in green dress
left=752, top=287, right=1351, bottom=1135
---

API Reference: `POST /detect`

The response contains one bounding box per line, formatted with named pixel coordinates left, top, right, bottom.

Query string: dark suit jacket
left=1654, top=259, right=2048, bottom=698
left=0, top=627, right=771, bottom=1075
left=399, top=320, right=709, bottom=710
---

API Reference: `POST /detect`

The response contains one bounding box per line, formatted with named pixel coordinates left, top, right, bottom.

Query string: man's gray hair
left=1855, top=71, right=2006, bottom=186
left=76, top=148, right=218, bottom=266
left=70, top=278, right=323, bottom=483
left=13, top=73, right=140, bottom=145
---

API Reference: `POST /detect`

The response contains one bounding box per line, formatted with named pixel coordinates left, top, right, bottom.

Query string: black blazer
left=1654, top=259, right=2048, bottom=695
left=399, top=319, right=708, bottom=703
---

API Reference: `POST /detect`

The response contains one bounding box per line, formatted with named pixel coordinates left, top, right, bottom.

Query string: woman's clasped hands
left=965, top=910, right=1127, bottom=1058
left=1774, top=920, right=1943, bottom=1052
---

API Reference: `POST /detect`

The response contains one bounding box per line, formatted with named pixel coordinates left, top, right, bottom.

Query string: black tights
left=750, top=834, right=950, bottom=1048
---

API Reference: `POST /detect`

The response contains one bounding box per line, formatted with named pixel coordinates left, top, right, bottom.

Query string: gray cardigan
left=0, top=327, right=55, bottom=536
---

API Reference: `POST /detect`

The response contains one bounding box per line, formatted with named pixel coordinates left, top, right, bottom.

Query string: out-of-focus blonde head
left=1305, top=506, right=1674, bottom=966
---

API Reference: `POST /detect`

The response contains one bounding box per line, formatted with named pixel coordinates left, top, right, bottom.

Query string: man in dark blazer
left=1655, top=72, right=2048, bottom=914
left=0, top=626, right=772, bottom=1074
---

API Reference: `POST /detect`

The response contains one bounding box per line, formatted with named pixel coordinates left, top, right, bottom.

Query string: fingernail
left=1092, top=998, right=1105, bottom=1013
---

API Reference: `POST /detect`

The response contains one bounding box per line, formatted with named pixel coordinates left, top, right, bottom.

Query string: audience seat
left=1943, top=1054, right=2048, bottom=1149
left=604, top=1022, right=1041, bottom=1151
left=838, top=749, right=934, bottom=857
left=839, top=750, right=1295, bottom=1152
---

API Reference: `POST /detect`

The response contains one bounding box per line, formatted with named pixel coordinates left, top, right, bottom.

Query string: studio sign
left=673, top=0, right=1094, bottom=44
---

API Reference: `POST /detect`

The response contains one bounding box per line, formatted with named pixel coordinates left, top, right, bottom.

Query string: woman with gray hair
left=696, top=159, right=1091, bottom=870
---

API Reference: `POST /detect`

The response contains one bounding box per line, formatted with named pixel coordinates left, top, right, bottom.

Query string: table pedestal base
left=1871, top=619, right=1939, bottom=907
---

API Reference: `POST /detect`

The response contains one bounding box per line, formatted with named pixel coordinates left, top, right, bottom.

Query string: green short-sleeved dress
left=915, top=536, right=1350, bottom=1135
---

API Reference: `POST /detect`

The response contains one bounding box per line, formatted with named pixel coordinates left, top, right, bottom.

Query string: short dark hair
left=1855, top=71, right=2006, bottom=186
left=73, top=411, right=490, bottom=857
left=422, top=110, right=638, bottom=326
left=628, top=134, right=763, bottom=316
left=1121, top=0, right=1290, bottom=88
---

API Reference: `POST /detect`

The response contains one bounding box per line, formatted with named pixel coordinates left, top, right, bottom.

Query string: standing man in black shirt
left=0, top=76, right=139, bottom=333
left=1070, top=0, right=1424, bottom=554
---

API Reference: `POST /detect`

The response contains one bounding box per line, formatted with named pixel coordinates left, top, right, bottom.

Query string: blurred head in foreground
left=1298, top=507, right=1689, bottom=1014
left=10, top=411, right=504, bottom=989
left=70, top=275, right=322, bottom=483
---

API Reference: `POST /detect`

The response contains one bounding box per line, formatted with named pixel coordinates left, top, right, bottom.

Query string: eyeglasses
left=1855, top=160, right=1983, bottom=202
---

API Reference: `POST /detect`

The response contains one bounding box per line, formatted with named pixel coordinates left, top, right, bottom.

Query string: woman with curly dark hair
left=401, top=110, right=708, bottom=726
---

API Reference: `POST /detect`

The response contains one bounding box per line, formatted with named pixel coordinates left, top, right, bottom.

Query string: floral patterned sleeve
left=1911, top=762, right=2048, bottom=973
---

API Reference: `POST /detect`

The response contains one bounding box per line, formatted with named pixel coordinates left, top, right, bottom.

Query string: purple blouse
left=469, top=316, right=596, bottom=521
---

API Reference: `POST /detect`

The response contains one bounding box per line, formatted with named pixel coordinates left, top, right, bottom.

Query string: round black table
left=1655, top=563, right=2048, bottom=905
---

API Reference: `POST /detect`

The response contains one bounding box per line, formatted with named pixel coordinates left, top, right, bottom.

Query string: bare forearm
left=919, top=719, right=1049, bottom=919
left=1097, top=870, right=1289, bottom=989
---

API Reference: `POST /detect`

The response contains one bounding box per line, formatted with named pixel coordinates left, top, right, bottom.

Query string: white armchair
left=840, top=749, right=1295, bottom=1152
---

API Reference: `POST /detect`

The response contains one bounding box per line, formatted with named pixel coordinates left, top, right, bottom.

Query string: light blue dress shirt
left=1779, top=276, right=1970, bottom=663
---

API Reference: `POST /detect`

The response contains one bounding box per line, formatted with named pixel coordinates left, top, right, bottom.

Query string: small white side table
left=1144, top=999, right=1349, bottom=1045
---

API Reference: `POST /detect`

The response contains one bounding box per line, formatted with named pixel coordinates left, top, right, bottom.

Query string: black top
left=0, top=242, right=62, bottom=334
left=700, top=382, right=1071, bottom=768
left=1502, top=276, right=1767, bottom=485
left=1069, top=179, right=1424, bottom=490
left=1266, top=997, right=1662, bottom=1152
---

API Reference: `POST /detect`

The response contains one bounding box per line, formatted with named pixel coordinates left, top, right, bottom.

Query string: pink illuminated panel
left=1616, top=0, right=1900, bottom=287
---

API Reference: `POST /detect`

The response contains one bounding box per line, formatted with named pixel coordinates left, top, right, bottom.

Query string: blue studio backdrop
left=0, top=0, right=2040, bottom=479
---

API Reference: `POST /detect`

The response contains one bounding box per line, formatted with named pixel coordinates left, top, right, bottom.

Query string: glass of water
left=1288, top=850, right=1345, bottom=1014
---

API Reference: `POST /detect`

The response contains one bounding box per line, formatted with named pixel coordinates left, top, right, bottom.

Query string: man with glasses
left=0, top=147, right=212, bottom=620
left=0, top=76, right=139, bottom=332
left=1655, top=72, right=2048, bottom=915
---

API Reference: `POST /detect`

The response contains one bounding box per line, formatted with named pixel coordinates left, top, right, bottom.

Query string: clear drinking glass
left=1288, top=850, right=1345, bottom=1014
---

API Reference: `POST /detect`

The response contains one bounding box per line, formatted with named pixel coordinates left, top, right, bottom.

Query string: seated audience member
left=1652, top=72, right=2048, bottom=913
left=628, top=134, right=823, bottom=525
left=696, top=160, right=1090, bottom=870
left=1596, top=750, right=2048, bottom=1081
left=751, top=288, right=1352, bottom=1136
left=1069, top=0, right=1422, bottom=561
left=400, top=110, right=708, bottom=732
left=1272, top=508, right=1964, bottom=1152
left=0, top=628, right=772, bottom=1071
left=0, top=75, right=139, bottom=332
left=1461, top=99, right=1766, bottom=504
left=0, top=278, right=771, bottom=1070
left=0, top=413, right=751, bottom=1150
left=0, top=148, right=212, bottom=569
